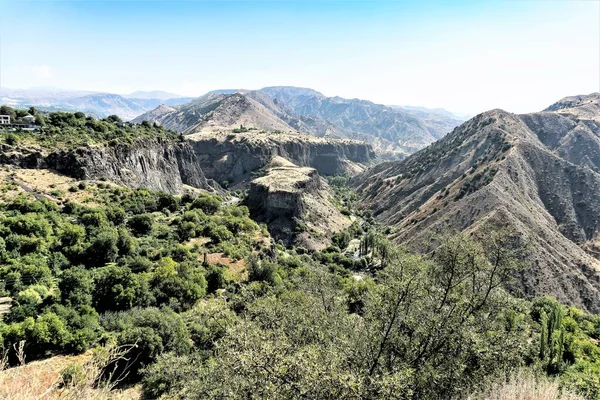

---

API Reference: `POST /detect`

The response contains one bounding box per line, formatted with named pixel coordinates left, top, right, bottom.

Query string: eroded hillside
left=354, top=93, right=600, bottom=311
left=246, top=157, right=351, bottom=250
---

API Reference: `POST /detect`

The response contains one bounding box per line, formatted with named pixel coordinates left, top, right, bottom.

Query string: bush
left=5, top=133, right=18, bottom=145
left=86, top=229, right=119, bottom=266
left=101, top=307, right=192, bottom=379
left=190, top=195, right=220, bottom=215
left=207, top=225, right=233, bottom=244
left=128, top=214, right=154, bottom=236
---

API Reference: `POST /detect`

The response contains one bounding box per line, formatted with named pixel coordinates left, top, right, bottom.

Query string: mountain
left=246, top=156, right=352, bottom=251
left=185, top=130, right=375, bottom=187
left=353, top=93, right=600, bottom=312
left=132, top=86, right=464, bottom=157
left=395, top=105, right=472, bottom=120
left=133, top=92, right=297, bottom=133
left=544, top=92, right=600, bottom=120
left=0, top=87, right=194, bottom=120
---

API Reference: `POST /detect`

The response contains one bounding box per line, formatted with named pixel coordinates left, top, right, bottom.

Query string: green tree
left=59, top=267, right=94, bottom=307
left=190, top=195, right=220, bottom=215
left=128, top=214, right=154, bottom=236
left=86, top=228, right=119, bottom=266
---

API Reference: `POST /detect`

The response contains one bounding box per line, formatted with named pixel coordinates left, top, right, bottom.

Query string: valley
left=3, top=0, right=599, bottom=397
left=1, top=94, right=600, bottom=399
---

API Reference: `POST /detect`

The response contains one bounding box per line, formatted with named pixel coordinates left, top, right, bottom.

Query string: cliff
left=187, top=132, right=375, bottom=187
left=246, top=157, right=351, bottom=250
left=0, top=138, right=216, bottom=194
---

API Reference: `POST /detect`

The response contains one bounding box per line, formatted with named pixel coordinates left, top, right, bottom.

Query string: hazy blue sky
left=1, top=0, right=598, bottom=114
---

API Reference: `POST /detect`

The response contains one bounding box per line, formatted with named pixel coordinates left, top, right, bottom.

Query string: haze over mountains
left=0, top=87, right=194, bottom=120
left=354, top=92, right=600, bottom=312
left=133, top=86, right=465, bottom=157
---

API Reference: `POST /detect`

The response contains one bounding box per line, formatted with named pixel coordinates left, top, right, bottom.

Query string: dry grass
left=186, top=236, right=212, bottom=248
left=0, top=344, right=142, bottom=400
left=469, top=370, right=584, bottom=400
left=206, top=252, right=247, bottom=281
left=0, top=296, right=11, bottom=315
left=0, top=353, right=89, bottom=399
left=0, top=167, right=101, bottom=206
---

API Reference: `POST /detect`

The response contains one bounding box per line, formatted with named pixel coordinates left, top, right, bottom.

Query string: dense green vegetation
left=1, top=180, right=599, bottom=398
left=0, top=107, right=599, bottom=398
left=0, top=183, right=262, bottom=377
left=139, top=230, right=600, bottom=399
left=0, top=106, right=179, bottom=149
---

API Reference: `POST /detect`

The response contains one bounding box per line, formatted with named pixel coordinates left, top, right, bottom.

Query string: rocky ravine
left=354, top=93, right=600, bottom=312
left=246, top=157, right=351, bottom=250
left=0, top=129, right=372, bottom=248
left=0, top=131, right=374, bottom=195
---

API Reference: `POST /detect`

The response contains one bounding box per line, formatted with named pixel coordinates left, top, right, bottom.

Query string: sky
left=0, top=0, right=599, bottom=115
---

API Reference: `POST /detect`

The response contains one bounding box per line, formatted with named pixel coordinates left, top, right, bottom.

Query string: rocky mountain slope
left=246, top=157, right=351, bottom=250
left=133, top=86, right=464, bottom=157
left=354, top=93, right=600, bottom=312
left=132, top=92, right=297, bottom=134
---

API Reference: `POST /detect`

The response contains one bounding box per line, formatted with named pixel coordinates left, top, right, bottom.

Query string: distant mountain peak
left=544, top=92, right=600, bottom=120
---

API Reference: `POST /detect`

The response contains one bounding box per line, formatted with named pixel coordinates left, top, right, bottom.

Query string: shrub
left=207, top=225, right=233, bottom=244
left=5, top=133, right=18, bottom=145
left=190, top=195, right=221, bottom=215
left=128, top=214, right=154, bottom=236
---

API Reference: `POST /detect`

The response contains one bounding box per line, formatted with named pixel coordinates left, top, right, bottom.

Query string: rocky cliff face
left=0, top=138, right=215, bottom=194
left=187, top=132, right=375, bottom=187
left=246, top=157, right=351, bottom=250
left=354, top=93, right=600, bottom=312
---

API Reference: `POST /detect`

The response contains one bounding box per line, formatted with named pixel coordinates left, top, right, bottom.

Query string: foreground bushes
left=2, top=185, right=600, bottom=399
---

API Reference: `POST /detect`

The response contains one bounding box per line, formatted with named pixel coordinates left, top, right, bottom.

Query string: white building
left=22, top=115, right=35, bottom=123
left=0, top=115, right=10, bottom=125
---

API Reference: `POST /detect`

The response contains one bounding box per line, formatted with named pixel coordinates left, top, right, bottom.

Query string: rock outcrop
left=187, top=132, right=375, bottom=187
left=354, top=93, right=600, bottom=312
left=246, top=157, right=351, bottom=250
left=0, top=138, right=216, bottom=194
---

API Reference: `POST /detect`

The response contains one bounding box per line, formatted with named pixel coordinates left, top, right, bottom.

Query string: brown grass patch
left=0, top=350, right=142, bottom=400
left=186, top=237, right=212, bottom=247
left=0, top=353, right=88, bottom=400
left=469, top=369, right=584, bottom=400
left=0, top=167, right=103, bottom=206
left=206, top=252, right=247, bottom=281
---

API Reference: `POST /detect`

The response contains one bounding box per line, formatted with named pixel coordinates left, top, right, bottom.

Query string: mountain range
left=354, top=92, right=600, bottom=312
left=0, top=87, right=194, bottom=120
left=132, top=86, right=466, bottom=157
